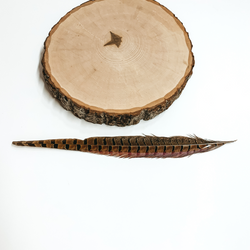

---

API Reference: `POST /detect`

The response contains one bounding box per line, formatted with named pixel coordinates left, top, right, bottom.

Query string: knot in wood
left=104, top=31, right=122, bottom=48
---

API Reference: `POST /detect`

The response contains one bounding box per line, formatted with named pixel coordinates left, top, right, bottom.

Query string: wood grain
left=42, top=0, right=194, bottom=126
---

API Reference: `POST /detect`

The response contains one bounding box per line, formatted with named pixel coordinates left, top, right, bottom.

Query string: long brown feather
left=12, top=135, right=235, bottom=158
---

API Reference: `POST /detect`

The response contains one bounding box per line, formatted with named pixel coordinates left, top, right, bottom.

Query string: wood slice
left=42, top=0, right=194, bottom=126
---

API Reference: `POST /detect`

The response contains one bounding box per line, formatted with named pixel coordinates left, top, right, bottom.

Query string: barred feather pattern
left=12, top=135, right=235, bottom=158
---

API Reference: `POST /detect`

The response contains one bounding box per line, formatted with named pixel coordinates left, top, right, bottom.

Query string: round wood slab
left=42, top=0, right=194, bottom=126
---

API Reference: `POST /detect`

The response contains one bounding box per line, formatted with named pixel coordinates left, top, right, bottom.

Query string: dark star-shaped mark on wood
left=104, top=31, right=122, bottom=48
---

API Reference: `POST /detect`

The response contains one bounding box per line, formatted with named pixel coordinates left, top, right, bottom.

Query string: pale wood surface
left=43, top=0, right=194, bottom=126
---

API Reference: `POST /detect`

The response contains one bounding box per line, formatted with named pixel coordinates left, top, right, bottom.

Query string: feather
left=12, top=135, right=236, bottom=159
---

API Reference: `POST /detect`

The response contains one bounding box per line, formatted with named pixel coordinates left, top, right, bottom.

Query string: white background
left=1, top=0, right=250, bottom=249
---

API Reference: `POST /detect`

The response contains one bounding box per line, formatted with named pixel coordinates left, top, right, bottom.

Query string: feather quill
left=12, top=135, right=235, bottom=159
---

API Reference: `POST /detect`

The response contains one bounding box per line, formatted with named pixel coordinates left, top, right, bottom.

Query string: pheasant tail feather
left=12, top=135, right=236, bottom=159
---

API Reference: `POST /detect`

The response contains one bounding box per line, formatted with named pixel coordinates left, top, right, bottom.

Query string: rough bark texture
left=42, top=0, right=194, bottom=127
left=42, top=65, right=192, bottom=126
